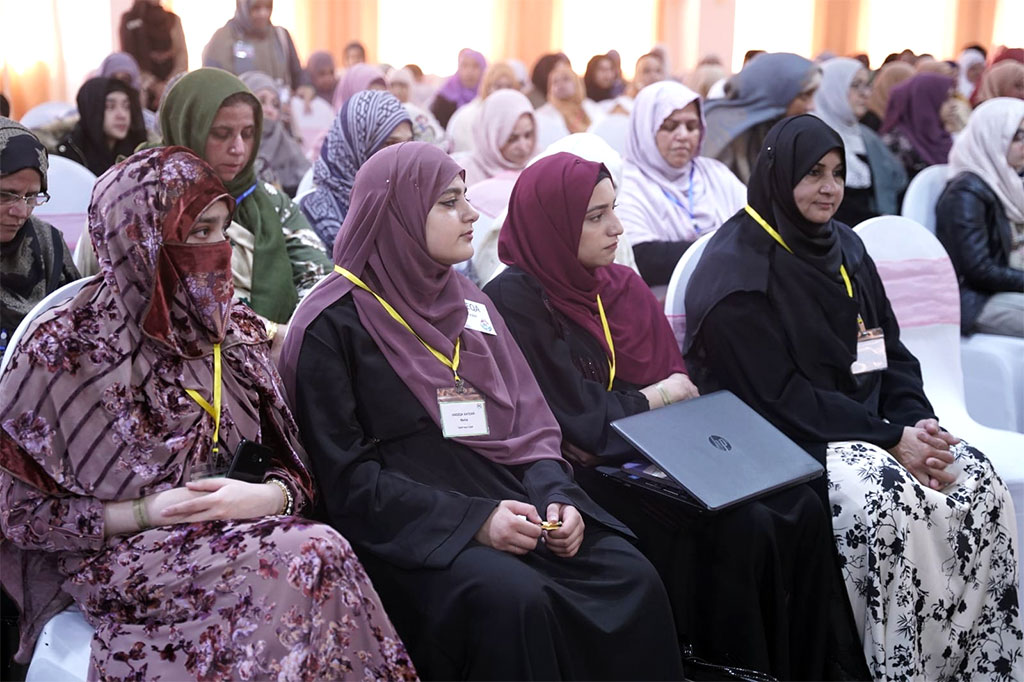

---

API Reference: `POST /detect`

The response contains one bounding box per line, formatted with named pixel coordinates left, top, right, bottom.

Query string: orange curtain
left=656, top=0, right=688, bottom=76
left=811, top=0, right=862, bottom=59
left=953, top=0, right=997, bottom=56
left=293, top=0, right=379, bottom=67
left=492, top=0, right=559, bottom=75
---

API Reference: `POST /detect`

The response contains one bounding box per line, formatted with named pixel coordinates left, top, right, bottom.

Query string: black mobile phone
left=225, top=439, right=273, bottom=483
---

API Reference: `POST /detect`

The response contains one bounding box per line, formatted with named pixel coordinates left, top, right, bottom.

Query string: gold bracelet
left=266, top=478, right=294, bottom=515
left=132, top=497, right=150, bottom=530
left=655, top=382, right=673, bottom=407
left=264, top=320, right=279, bottom=342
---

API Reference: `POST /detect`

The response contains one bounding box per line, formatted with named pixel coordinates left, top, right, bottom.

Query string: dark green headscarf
left=158, top=67, right=297, bottom=322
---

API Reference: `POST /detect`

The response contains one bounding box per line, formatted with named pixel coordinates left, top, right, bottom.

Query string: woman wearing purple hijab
left=429, top=48, right=486, bottom=128
left=278, top=141, right=683, bottom=680
left=880, top=72, right=955, bottom=180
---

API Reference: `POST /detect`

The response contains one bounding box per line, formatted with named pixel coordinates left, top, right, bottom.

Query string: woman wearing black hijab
left=56, top=77, right=147, bottom=176
left=683, top=114, right=1021, bottom=680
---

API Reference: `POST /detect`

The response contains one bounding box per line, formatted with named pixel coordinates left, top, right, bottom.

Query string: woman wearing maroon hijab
left=880, top=72, right=955, bottom=179
left=484, top=152, right=866, bottom=680
left=278, top=141, right=683, bottom=681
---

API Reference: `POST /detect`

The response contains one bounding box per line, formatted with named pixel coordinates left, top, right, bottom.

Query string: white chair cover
left=855, top=215, right=1024, bottom=604
left=32, top=156, right=97, bottom=251
left=24, top=607, right=91, bottom=682
left=588, top=114, right=630, bottom=157
left=19, top=101, right=76, bottom=129
left=899, top=163, right=948, bottom=234
left=663, top=232, right=716, bottom=352
left=294, top=166, right=315, bottom=199
left=289, top=96, right=334, bottom=163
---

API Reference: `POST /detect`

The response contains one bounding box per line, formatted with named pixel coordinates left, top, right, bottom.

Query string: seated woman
left=618, top=81, right=746, bottom=286
left=446, top=61, right=521, bottom=153
left=278, top=141, right=683, bottom=680
left=239, top=70, right=311, bottom=196
left=469, top=133, right=639, bottom=287
left=157, top=68, right=330, bottom=327
left=936, top=97, right=1024, bottom=338
left=429, top=48, right=486, bottom=129
left=75, top=69, right=333, bottom=342
left=453, top=88, right=536, bottom=186
left=484, top=151, right=866, bottom=680
left=306, top=50, right=338, bottom=104
left=301, top=90, right=412, bottom=248
left=683, top=114, right=1022, bottom=680
left=0, top=119, right=80, bottom=358
left=55, top=76, right=148, bottom=176
left=703, top=52, right=821, bottom=184
left=0, top=147, right=415, bottom=681
left=860, top=61, right=914, bottom=132
left=880, top=72, right=954, bottom=180
left=814, top=58, right=907, bottom=226
left=534, top=62, right=605, bottom=151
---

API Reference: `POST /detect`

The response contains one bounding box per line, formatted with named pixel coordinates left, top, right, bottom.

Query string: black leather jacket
left=935, top=171, right=1024, bottom=333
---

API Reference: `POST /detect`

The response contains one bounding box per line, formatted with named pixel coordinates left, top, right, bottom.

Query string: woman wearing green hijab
left=75, top=68, right=330, bottom=336
left=158, top=68, right=330, bottom=329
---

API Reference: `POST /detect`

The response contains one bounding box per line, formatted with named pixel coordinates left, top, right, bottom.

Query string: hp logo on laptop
left=708, top=435, right=732, bottom=451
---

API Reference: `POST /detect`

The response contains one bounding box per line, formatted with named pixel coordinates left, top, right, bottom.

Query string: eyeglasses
left=0, top=190, right=50, bottom=207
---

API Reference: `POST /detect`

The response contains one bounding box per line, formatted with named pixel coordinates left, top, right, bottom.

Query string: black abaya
left=293, top=293, right=684, bottom=681
left=484, top=267, right=863, bottom=680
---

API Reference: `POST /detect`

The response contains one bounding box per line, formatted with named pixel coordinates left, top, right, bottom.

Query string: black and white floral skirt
left=828, top=440, right=1022, bottom=681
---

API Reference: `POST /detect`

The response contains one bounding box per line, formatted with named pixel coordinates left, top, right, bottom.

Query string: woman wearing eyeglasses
left=0, top=118, right=80, bottom=359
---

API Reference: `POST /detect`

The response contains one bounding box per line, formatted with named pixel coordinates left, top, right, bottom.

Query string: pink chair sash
left=874, top=257, right=960, bottom=328
left=37, top=213, right=86, bottom=251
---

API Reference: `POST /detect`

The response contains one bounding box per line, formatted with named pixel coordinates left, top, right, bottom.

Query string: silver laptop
left=599, top=390, right=823, bottom=513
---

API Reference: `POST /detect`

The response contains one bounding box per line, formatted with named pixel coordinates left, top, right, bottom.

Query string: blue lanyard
left=660, top=165, right=695, bottom=221
left=235, top=183, right=258, bottom=203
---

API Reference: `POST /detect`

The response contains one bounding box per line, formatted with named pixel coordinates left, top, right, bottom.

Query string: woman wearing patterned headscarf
left=0, top=146, right=416, bottom=681
left=300, top=90, right=412, bottom=248
left=0, top=118, right=80, bottom=357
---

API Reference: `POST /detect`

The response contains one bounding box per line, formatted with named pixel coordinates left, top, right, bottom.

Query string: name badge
left=851, top=328, right=888, bottom=374
left=464, top=299, right=496, bottom=335
left=233, top=40, right=255, bottom=59
left=438, top=383, right=489, bottom=438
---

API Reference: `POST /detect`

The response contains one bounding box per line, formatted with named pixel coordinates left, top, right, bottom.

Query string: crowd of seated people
left=2, top=2, right=1024, bottom=678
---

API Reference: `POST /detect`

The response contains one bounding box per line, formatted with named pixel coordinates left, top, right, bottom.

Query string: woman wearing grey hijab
left=703, top=52, right=821, bottom=184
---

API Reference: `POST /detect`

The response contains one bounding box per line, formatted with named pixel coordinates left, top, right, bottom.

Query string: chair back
left=295, top=166, right=315, bottom=198
left=33, top=156, right=97, bottom=250
left=663, top=232, right=716, bottom=352
left=854, top=215, right=968, bottom=412
left=900, top=163, right=948, bottom=233
left=588, top=114, right=630, bottom=157
left=0, top=277, right=92, bottom=378
left=19, top=101, right=76, bottom=129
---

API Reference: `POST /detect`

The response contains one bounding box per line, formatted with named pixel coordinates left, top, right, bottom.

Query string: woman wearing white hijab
left=936, top=97, right=1024, bottom=337
left=957, top=48, right=987, bottom=100
left=813, top=58, right=907, bottom=226
left=453, top=88, right=536, bottom=186
left=617, top=81, right=745, bottom=285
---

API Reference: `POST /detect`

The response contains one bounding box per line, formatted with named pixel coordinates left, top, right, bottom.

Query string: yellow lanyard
left=744, top=205, right=863, bottom=328
left=185, top=343, right=222, bottom=456
left=335, top=265, right=462, bottom=383
left=596, top=294, right=616, bottom=391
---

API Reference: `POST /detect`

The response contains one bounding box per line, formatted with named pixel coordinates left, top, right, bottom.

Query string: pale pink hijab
left=457, top=89, right=536, bottom=185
